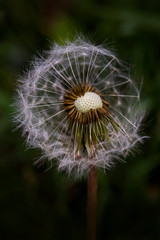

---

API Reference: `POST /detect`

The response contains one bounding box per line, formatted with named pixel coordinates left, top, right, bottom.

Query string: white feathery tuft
left=14, top=37, right=148, bottom=178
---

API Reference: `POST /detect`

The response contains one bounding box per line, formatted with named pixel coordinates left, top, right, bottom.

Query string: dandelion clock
left=15, top=37, right=147, bottom=240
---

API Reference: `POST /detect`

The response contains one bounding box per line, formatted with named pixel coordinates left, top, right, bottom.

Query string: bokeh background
left=1, top=0, right=160, bottom=239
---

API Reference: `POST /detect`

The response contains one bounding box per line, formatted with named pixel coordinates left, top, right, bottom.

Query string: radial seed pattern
left=15, top=38, right=146, bottom=177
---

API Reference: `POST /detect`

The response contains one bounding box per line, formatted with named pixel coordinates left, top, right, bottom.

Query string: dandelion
left=15, top=37, right=147, bottom=240
left=15, top=37, right=145, bottom=176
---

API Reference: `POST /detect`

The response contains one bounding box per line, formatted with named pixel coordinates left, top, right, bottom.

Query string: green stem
left=87, top=166, right=98, bottom=240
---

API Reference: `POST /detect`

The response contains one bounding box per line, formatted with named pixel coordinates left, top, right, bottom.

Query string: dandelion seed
left=14, top=37, right=147, bottom=178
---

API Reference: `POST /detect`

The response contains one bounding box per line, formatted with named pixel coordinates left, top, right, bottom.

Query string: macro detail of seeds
left=15, top=38, right=146, bottom=176
left=64, top=83, right=119, bottom=159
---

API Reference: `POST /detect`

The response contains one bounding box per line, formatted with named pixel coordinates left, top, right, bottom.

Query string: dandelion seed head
left=14, top=37, right=147, bottom=178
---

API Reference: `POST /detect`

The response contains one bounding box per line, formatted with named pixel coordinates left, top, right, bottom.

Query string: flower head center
left=74, top=92, right=103, bottom=113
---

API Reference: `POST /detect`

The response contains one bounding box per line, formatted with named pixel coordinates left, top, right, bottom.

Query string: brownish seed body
left=64, top=83, right=110, bottom=124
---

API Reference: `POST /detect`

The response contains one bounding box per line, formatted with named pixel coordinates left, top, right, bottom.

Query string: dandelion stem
left=87, top=166, right=98, bottom=240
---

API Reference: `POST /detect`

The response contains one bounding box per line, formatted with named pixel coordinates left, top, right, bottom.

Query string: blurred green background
left=0, top=0, right=160, bottom=239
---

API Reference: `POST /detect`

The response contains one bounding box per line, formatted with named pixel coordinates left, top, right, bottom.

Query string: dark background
left=0, top=0, right=160, bottom=239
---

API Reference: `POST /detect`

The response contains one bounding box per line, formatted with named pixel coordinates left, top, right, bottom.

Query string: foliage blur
left=0, top=0, right=160, bottom=239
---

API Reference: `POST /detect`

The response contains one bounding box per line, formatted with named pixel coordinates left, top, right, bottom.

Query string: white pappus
left=14, top=37, right=147, bottom=178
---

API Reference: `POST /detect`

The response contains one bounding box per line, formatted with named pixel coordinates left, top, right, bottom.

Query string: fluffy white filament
left=14, top=37, right=147, bottom=178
